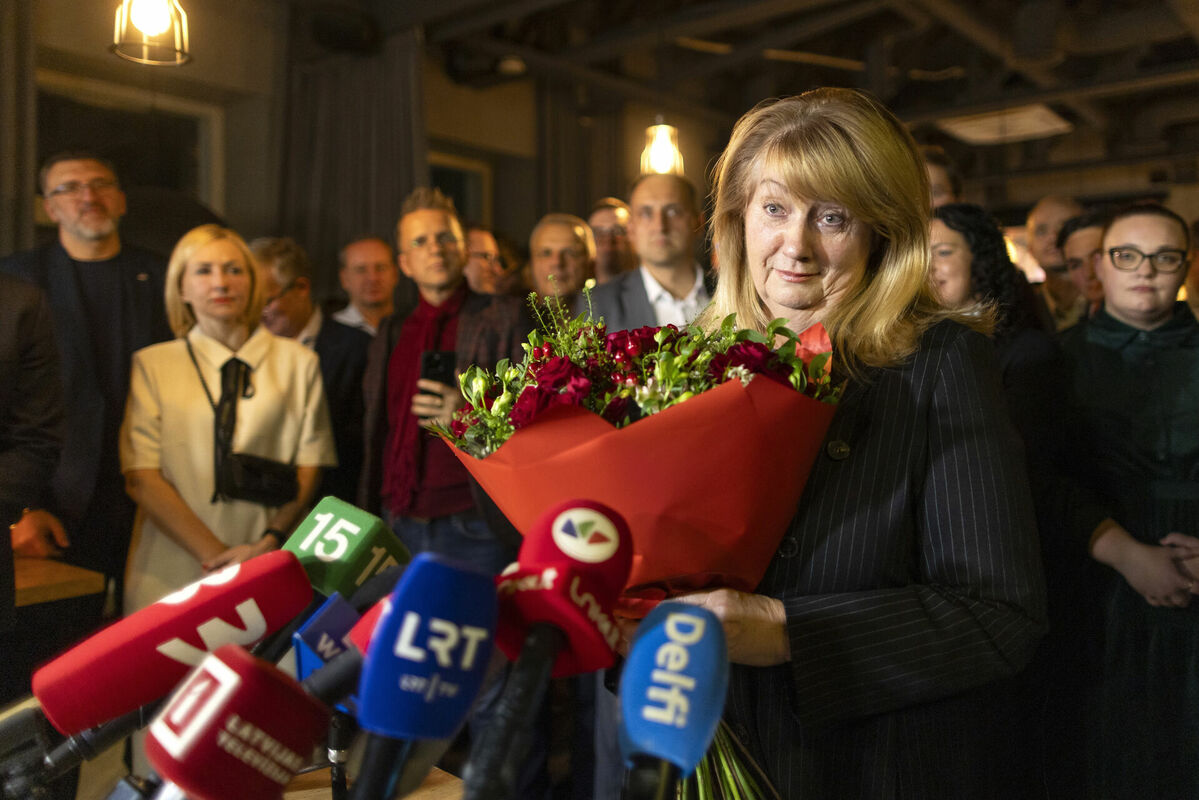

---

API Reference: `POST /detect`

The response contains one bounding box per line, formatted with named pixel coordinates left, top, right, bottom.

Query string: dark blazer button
left=826, top=439, right=851, bottom=460
left=777, top=536, right=799, bottom=558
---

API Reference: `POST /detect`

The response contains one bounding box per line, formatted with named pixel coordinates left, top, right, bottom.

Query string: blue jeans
left=386, top=508, right=517, bottom=577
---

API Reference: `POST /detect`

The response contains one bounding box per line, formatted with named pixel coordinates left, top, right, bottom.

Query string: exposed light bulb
left=647, top=126, right=678, bottom=174
left=131, top=0, right=171, bottom=36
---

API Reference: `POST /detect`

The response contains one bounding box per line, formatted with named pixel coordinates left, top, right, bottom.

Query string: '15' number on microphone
left=299, top=512, right=359, bottom=562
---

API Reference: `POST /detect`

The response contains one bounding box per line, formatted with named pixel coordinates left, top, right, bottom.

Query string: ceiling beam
left=906, top=0, right=1108, bottom=129
left=427, top=0, right=575, bottom=43
left=899, top=62, right=1199, bottom=125
left=666, top=0, right=888, bottom=87
left=459, top=37, right=735, bottom=127
left=567, top=0, right=844, bottom=65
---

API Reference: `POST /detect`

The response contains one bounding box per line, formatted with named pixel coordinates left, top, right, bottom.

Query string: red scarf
left=382, top=284, right=472, bottom=517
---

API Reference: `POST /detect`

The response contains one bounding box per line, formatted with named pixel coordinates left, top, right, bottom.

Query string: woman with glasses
left=120, top=225, right=337, bottom=616
left=1059, top=204, right=1199, bottom=798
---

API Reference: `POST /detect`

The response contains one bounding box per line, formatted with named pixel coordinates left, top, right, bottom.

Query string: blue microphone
left=618, top=602, right=729, bottom=800
left=349, top=553, right=497, bottom=800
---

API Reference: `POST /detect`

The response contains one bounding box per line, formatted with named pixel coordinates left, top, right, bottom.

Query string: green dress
left=1060, top=303, right=1199, bottom=799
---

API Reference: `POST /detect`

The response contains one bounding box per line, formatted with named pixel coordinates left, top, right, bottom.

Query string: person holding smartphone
left=360, top=187, right=532, bottom=576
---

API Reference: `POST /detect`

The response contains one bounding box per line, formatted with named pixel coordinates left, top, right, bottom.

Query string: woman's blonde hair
left=165, top=224, right=264, bottom=338
left=699, top=88, right=989, bottom=373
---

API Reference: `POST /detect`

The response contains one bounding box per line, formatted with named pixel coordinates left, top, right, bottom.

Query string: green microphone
left=284, top=496, right=412, bottom=598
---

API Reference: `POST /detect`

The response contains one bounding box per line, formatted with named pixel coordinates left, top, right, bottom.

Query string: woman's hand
left=201, top=536, right=276, bottom=572
left=1093, top=520, right=1195, bottom=607
left=1115, top=540, right=1194, bottom=607
left=671, top=588, right=791, bottom=666
left=410, top=379, right=465, bottom=430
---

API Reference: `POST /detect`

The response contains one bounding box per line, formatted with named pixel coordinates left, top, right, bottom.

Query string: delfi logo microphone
left=619, top=601, right=729, bottom=777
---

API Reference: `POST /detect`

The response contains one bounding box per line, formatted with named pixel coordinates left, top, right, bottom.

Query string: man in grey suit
left=583, top=174, right=710, bottom=331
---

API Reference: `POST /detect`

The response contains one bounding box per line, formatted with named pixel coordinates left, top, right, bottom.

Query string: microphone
left=350, top=553, right=498, bottom=800
left=462, top=499, right=632, bottom=800
left=254, top=498, right=410, bottom=663
left=32, top=550, right=312, bottom=737
left=618, top=602, right=728, bottom=800
left=283, top=496, right=410, bottom=598
left=145, top=644, right=333, bottom=800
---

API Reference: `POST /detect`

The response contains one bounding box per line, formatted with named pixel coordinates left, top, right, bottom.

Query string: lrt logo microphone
left=150, top=656, right=240, bottom=760
left=551, top=508, right=619, bottom=563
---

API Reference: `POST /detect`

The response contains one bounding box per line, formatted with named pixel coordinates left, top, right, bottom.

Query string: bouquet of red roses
left=437, top=300, right=840, bottom=619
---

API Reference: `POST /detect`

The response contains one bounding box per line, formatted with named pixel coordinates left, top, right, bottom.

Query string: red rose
left=509, top=385, right=556, bottom=429
left=710, top=341, right=791, bottom=385
left=450, top=403, right=474, bottom=437
left=529, top=356, right=578, bottom=387
left=796, top=323, right=833, bottom=373
left=601, top=394, right=630, bottom=424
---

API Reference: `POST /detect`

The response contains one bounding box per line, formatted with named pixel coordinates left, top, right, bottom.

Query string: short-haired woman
left=1060, top=204, right=1199, bottom=798
left=120, top=224, right=336, bottom=615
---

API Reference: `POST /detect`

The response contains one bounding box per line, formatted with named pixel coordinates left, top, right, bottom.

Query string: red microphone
left=464, top=499, right=632, bottom=800
left=32, top=550, right=312, bottom=736
left=146, top=644, right=329, bottom=800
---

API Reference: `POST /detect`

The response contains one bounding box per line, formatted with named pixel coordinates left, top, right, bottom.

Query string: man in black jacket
left=0, top=152, right=170, bottom=593
left=253, top=236, right=371, bottom=505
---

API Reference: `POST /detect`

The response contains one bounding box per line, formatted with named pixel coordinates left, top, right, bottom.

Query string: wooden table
left=284, top=766, right=463, bottom=800
left=14, top=556, right=106, bottom=607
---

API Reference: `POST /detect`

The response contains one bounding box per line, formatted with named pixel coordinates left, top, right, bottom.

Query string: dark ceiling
left=305, top=0, right=1199, bottom=206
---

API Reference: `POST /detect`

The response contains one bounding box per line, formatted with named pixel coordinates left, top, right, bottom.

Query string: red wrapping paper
left=447, top=376, right=836, bottom=617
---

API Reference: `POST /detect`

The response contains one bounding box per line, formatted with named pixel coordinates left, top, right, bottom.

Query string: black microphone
left=462, top=500, right=632, bottom=800
left=349, top=553, right=498, bottom=800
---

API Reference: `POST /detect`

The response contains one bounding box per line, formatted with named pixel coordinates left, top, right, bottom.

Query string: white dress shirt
left=639, top=264, right=710, bottom=327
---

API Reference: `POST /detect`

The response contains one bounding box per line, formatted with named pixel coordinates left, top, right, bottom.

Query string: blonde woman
left=120, top=224, right=335, bottom=615
left=674, top=89, right=1046, bottom=796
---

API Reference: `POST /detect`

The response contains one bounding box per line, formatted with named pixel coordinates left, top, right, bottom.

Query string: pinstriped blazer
left=725, top=320, right=1046, bottom=799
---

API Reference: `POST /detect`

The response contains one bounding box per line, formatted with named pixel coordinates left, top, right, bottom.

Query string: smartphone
left=420, top=350, right=457, bottom=390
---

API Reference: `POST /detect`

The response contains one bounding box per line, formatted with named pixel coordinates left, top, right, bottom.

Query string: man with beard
left=0, top=152, right=170, bottom=602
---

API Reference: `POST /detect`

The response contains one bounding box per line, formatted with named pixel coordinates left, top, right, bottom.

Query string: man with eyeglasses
left=587, top=198, right=635, bottom=284
left=0, top=152, right=170, bottom=603
left=251, top=236, right=371, bottom=505
left=358, top=188, right=547, bottom=794
left=360, top=188, right=530, bottom=571
left=464, top=224, right=522, bottom=296
left=1026, top=194, right=1085, bottom=330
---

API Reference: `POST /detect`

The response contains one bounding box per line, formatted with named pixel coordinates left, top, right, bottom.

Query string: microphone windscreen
left=357, top=553, right=497, bottom=741
left=283, top=497, right=410, bottom=598
left=146, top=644, right=328, bottom=800
left=495, top=500, right=633, bottom=676
left=293, top=593, right=360, bottom=663
left=32, top=550, right=312, bottom=735
left=618, top=602, right=728, bottom=776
